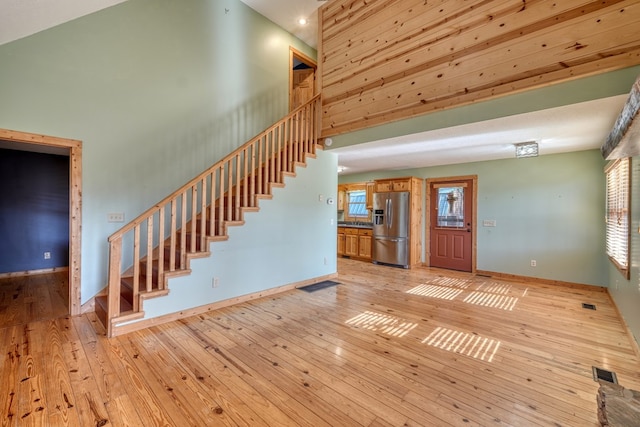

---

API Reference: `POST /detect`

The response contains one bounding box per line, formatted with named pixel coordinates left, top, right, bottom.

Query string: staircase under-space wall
left=95, top=96, right=322, bottom=338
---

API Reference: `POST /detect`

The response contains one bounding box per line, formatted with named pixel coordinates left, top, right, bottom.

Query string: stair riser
left=100, top=96, right=320, bottom=336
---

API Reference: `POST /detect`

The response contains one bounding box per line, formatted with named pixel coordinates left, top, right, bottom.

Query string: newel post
left=107, top=235, right=122, bottom=337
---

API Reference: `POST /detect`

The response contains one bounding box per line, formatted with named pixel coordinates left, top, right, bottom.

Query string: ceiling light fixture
left=298, top=18, right=307, bottom=25
left=514, top=141, right=539, bottom=158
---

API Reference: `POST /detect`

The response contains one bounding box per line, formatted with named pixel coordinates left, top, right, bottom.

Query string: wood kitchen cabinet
left=375, top=178, right=412, bottom=193
left=337, top=185, right=346, bottom=211
left=358, top=229, right=372, bottom=260
left=338, top=227, right=372, bottom=261
left=365, top=181, right=375, bottom=210
left=337, top=227, right=346, bottom=256
left=344, top=228, right=359, bottom=257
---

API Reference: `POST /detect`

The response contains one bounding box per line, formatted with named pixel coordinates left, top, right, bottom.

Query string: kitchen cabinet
left=337, top=185, right=346, bottom=211
left=365, top=181, right=375, bottom=210
left=358, top=229, right=372, bottom=260
left=338, top=227, right=372, bottom=261
left=375, top=178, right=412, bottom=193
left=392, top=180, right=410, bottom=191
left=344, top=228, right=359, bottom=257
left=337, top=227, right=345, bottom=256
left=375, top=181, right=392, bottom=192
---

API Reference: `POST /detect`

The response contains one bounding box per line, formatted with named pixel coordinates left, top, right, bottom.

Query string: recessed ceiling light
left=298, top=18, right=307, bottom=25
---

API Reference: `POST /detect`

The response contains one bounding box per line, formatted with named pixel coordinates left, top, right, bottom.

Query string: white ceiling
left=0, top=0, right=129, bottom=46
left=0, top=0, right=321, bottom=48
left=238, top=0, right=323, bottom=48
left=332, top=95, right=627, bottom=174
left=0, top=0, right=624, bottom=172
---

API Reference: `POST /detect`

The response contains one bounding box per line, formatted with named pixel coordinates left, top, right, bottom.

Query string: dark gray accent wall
left=0, top=148, right=69, bottom=273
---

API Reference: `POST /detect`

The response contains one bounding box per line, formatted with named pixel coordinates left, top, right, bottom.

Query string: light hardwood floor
left=0, top=271, right=68, bottom=328
left=2, top=259, right=639, bottom=426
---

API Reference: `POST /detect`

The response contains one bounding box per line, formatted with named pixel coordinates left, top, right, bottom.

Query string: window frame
left=605, top=157, right=631, bottom=279
left=346, top=189, right=368, bottom=220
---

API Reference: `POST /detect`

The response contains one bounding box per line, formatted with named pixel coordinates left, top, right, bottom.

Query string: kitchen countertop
left=338, top=221, right=373, bottom=229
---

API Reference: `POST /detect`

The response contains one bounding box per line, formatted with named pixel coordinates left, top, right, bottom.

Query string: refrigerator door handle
left=388, top=197, right=393, bottom=230
left=385, top=198, right=390, bottom=229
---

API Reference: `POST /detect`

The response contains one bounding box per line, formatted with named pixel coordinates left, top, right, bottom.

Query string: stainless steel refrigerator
left=372, top=191, right=410, bottom=268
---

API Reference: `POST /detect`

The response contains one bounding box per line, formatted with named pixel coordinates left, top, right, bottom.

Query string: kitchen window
left=347, top=190, right=367, bottom=219
left=605, top=158, right=630, bottom=279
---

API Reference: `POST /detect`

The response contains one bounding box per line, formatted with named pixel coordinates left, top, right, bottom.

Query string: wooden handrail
left=105, top=95, right=321, bottom=336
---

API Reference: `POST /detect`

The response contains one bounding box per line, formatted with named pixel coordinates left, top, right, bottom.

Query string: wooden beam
left=602, top=73, right=640, bottom=159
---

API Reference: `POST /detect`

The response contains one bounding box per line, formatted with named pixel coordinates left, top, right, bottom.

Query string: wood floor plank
left=1, top=262, right=639, bottom=426
left=31, top=320, right=81, bottom=426
left=182, top=314, right=338, bottom=427
left=156, top=320, right=298, bottom=426
left=56, top=316, right=114, bottom=427
left=234, top=296, right=524, bottom=426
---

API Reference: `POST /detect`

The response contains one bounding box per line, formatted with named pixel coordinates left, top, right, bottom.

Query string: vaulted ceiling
left=0, top=0, right=320, bottom=47
left=1, top=0, right=636, bottom=174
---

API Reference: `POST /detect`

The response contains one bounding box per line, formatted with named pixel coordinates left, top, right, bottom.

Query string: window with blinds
left=605, top=158, right=630, bottom=278
left=347, top=190, right=367, bottom=219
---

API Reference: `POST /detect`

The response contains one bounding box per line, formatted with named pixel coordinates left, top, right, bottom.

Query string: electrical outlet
left=212, top=277, right=220, bottom=288
left=108, top=213, right=125, bottom=223
left=530, top=260, right=537, bottom=267
left=324, top=257, right=328, bottom=265
left=44, top=251, right=51, bottom=260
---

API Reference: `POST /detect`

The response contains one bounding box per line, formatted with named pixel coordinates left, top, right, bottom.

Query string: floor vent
left=592, top=366, right=618, bottom=384
left=582, top=303, right=596, bottom=310
left=298, top=280, right=340, bottom=293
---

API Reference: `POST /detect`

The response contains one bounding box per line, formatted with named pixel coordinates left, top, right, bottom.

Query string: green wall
left=341, top=150, right=608, bottom=286
left=126, top=150, right=338, bottom=326
left=0, top=0, right=316, bottom=302
left=335, top=67, right=640, bottom=346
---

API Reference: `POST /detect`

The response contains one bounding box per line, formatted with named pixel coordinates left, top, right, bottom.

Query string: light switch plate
left=108, top=213, right=125, bottom=223
left=483, top=219, right=496, bottom=227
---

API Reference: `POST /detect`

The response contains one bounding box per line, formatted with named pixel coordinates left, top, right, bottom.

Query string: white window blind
left=347, top=190, right=367, bottom=218
left=605, top=158, right=630, bottom=276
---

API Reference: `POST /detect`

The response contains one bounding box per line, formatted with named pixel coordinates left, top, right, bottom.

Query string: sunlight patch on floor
left=346, top=311, right=418, bottom=337
left=428, top=277, right=472, bottom=289
left=422, top=326, right=501, bottom=362
left=406, top=284, right=463, bottom=300
left=477, top=282, right=512, bottom=294
left=463, top=291, right=518, bottom=311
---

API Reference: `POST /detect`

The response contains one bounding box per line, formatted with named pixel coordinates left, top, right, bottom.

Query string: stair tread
left=100, top=115, right=321, bottom=335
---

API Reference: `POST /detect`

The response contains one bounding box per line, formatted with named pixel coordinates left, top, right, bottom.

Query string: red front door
left=429, top=179, right=473, bottom=272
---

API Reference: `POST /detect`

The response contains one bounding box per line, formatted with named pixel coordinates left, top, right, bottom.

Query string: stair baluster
left=98, top=95, right=321, bottom=337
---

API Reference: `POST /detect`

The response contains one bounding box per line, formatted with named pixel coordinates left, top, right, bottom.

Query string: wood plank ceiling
left=318, top=0, right=640, bottom=137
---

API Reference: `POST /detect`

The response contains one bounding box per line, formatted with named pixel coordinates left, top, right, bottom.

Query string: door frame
left=289, top=46, right=317, bottom=112
left=425, top=175, right=477, bottom=272
left=0, top=128, right=82, bottom=316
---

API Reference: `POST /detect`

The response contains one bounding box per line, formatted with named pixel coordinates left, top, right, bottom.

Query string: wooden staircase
left=95, top=95, right=322, bottom=337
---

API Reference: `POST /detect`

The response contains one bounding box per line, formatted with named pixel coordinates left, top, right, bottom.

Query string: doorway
left=426, top=176, right=477, bottom=272
left=289, top=47, right=317, bottom=111
left=0, top=128, right=82, bottom=316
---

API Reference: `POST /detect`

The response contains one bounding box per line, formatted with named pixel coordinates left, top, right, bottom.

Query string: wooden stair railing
left=97, top=95, right=321, bottom=337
